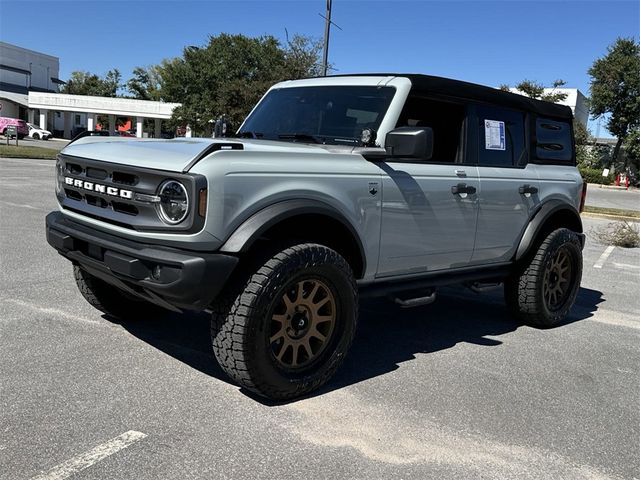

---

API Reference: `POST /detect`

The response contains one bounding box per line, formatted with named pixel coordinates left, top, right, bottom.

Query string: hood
left=60, top=137, right=337, bottom=173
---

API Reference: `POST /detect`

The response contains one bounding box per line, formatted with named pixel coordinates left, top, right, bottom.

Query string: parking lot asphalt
left=585, top=184, right=640, bottom=212
left=1, top=157, right=639, bottom=480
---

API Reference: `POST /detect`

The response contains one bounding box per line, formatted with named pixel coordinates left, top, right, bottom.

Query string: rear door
left=471, top=105, right=541, bottom=264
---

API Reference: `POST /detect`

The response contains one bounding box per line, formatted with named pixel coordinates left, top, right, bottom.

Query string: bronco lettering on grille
left=64, top=176, right=133, bottom=199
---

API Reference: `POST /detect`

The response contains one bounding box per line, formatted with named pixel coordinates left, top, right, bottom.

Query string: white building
left=506, top=87, right=589, bottom=126
left=1, top=41, right=180, bottom=138
left=0, top=41, right=62, bottom=121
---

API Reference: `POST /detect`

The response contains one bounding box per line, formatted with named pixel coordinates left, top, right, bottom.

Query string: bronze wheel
left=542, top=247, right=572, bottom=311
left=270, top=279, right=337, bottom=369
left=504, top=228, right=582, bottom=328
left=211, top=243, right=358, bottom=400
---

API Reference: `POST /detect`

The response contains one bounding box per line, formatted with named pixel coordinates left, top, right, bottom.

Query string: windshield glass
left=239, top=86, right=395, bottom=146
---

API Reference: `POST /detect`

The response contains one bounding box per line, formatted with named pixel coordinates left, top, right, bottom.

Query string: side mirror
left=385, top=127, right=433, bottom=160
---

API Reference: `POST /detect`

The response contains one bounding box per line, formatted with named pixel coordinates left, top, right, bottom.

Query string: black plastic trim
left=359, top=263, right=511, bottom=298
left=182, top=142, right=243, bottom=172
left=514, top=200, right=583, bottom=261
left=46, top=212, right=238, bottom=312
left=219, top=199, right=366, bottom=275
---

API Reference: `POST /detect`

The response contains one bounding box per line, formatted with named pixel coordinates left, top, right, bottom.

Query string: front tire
left=74, top=265, right=162, bottom=319
left=505, top=228, right=583, bottom=327
left=211, top=243, right=358, bottom=400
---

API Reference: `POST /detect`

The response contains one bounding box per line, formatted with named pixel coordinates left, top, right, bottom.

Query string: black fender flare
left=219, top=199, right=367, bottom=273
left=515, top=200, right=583, bottom=261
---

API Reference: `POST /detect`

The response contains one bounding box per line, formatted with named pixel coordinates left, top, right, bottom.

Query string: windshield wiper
left=277, top=133, right=324, bottom=144
left=237, top=131, right=263, bottom=139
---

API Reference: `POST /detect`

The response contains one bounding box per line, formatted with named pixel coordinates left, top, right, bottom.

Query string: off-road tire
left=74, top=265, right=162, bottom=319
left=505, top=228, right=582, bottom=327
left=211, top=243, right=358, bottom=400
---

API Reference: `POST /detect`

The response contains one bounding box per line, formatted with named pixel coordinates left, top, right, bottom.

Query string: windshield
left=239, top=85, right=395, bottom=146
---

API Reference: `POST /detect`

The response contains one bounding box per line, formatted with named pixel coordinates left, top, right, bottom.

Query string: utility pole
left=321, top=0, right=332, bottom=76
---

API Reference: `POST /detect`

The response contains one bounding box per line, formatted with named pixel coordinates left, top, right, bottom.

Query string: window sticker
left=484, top=119, right=506, bottom=150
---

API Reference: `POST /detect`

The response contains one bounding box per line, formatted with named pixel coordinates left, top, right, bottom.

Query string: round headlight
left=157, top=180, right=189, bottom=224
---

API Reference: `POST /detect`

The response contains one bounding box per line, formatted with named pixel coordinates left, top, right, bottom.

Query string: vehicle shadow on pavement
left=104, top=286, right=604, bottom=403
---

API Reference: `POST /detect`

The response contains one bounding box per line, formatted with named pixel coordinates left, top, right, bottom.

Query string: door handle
left=451, top=183, right=477, bottom=195
left=519, top=184, right=539, bottom=195
left=454, top=169, right=466, bottom=177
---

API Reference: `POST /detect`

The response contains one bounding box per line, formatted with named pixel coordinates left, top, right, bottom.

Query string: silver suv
left=46, top=74, right=587, bottom=399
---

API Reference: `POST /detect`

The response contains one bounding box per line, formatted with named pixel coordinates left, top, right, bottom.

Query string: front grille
left=56, top=154, right=206, bottom=232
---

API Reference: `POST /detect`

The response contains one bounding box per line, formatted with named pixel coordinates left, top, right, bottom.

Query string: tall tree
left=588, top=37, right=640, bottom=165
left=62, top=69, right=122, bottom=97
left=499, top=79, right=569, bottom=103
left=126, top=65, right=163, bottom=101
left=158, top=33, right=323, bottom=134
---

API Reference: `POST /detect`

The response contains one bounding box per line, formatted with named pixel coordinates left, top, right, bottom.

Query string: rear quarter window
left=535, top=118, right=573, bottom=162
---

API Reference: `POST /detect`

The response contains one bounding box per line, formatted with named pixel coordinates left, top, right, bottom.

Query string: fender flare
left=515, top=200, right=583, bottom=261
left=219, top=199, right=367, bottom=273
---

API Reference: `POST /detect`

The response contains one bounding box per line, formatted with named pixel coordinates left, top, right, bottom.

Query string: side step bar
left=390, top=290, right=437, bottom=308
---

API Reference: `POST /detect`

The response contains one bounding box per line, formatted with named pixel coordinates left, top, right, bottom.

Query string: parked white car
left=27, top=123, right=52, bottom=140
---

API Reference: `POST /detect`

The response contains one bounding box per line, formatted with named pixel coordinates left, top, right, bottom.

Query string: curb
left=587, top=183, right=638, bottom=192
left=582, top=212, right=640, bottom=223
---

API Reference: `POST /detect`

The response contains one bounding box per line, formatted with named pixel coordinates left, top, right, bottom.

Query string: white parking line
left=612, top=262, right=640, bottom=272
left=593, top=245, right=615, bottom=269
left=0, top=200, right=42, bottom=211
left=3, top=298, right=103, bottom=326
left=31, top=430, right=147, bottom=480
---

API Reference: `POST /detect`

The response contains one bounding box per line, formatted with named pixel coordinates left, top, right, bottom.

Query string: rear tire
left=74, top=265, right=163, bottom=319
left=505, top=228, right=582, bottom=327
left=211, top=243, right=358, bottom=400
left=33, top=133, right=40, bottom=140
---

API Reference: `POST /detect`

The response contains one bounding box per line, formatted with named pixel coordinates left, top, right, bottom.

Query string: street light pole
left=321, top=0, right=332, bottom=76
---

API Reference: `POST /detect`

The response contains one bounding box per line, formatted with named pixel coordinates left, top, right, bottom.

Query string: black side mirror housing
left=385, top=127, right=433, bottom=160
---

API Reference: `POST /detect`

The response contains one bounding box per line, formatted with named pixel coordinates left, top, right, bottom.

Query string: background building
left=0, top=41, right=63, bottom=124
left=506, top=87, right=589, bottom=126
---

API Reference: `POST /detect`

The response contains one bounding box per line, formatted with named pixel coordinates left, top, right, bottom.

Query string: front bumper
left=46, top=212, right=238, bottom=312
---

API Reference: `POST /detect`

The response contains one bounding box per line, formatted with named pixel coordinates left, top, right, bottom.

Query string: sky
left=1, top=0, right=638, bottom=136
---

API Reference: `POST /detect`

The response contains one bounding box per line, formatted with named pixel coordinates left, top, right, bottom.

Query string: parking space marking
left=30, top=430, right=147, bottom=480
left=612, top=262, right=640, bottom=272
left=3, top=298, right=104, bottom=326
left=593, top=245, right=615, bottom=269
left=0, top=200, right=45, bottom=211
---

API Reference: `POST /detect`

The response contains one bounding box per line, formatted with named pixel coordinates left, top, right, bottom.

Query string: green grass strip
left=0, top=145, right=58, bottom=160
left=584, top=205, right=640, bottom=219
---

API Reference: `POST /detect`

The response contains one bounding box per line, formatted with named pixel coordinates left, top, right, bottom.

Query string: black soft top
left=331, top=73, right=573, bottom=120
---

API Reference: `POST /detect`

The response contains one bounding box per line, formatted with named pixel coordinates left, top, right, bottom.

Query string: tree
left=499, top=79, right=568, bottom=103
left=283, top=34, right=324, bottom=79
left=588, top=37, right=640, bottom=165
left=61, top=69, right=122, bottom=97
left=623, top=128, right=640, bottom=172
left=126, top=65, right=163, bottom=101
left=157, top=33, right=323, bottom=135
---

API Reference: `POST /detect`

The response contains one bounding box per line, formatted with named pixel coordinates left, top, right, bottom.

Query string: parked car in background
left=27, top=123, right=52, bottom=140
left=0, top=117, right=28, bottom=139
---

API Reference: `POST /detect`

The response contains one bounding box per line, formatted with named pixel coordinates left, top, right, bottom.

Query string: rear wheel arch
left=219, top=200, right=366, bottom=279
left=515, top=201, right=583, bottom=263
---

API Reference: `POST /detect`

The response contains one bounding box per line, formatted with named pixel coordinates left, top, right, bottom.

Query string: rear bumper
left=46, top=211, right=238, bottom=312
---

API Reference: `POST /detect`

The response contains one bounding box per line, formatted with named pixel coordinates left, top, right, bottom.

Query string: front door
left=377, top=162, right=479, bottom=276
left=376, top=96, right=479, bottom=277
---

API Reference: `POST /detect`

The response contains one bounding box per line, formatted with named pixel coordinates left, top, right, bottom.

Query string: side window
left=396, top=96, right=466, bottom=163
left=536, top=117, right=573, bottom=162
left=477, top=106, right=526, bottom=167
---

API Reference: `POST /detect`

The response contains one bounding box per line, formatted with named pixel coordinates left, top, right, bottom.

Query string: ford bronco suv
left=46, top=74, right=586, bottom=399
